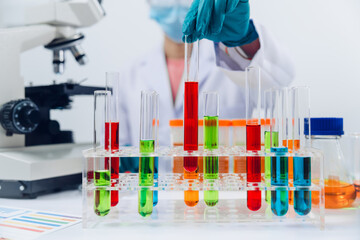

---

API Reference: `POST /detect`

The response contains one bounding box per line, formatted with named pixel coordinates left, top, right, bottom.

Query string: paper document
left=0, top=206, right=81, bottom=240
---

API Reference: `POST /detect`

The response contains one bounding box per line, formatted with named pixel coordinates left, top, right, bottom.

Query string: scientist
left=118, top=0, right=294, bottom=147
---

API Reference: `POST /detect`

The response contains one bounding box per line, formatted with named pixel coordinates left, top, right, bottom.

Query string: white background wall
left=20, top=0, right=360, bottom=143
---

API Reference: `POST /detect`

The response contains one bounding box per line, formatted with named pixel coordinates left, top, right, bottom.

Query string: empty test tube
left=245, top=66, right=262, bottom=211
left=203, top=92, right=219, bottom=207
left=138, top=90, right=159, bottom=217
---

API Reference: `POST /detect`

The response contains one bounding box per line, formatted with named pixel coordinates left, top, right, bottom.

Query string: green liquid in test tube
left=94, top=170, right=111, bottom=216
left=139, top=140, right=155, bottom=217
left=265, top=131, right=279, bottom=204
left=138, top=91, right=159, bottom=218
left=203, top=93, right=219, bottom=207
left=93, top=90, right=111, bottom=217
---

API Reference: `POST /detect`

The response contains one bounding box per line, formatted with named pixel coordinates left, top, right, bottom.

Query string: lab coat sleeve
left=214, top=21, right=295, bottom=91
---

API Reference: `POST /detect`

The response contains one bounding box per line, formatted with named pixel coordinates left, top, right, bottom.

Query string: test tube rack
left=82, top=146, right=325, bottom=229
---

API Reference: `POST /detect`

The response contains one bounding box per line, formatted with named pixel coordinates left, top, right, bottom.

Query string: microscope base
left=0, top=143, right=88, bottom=199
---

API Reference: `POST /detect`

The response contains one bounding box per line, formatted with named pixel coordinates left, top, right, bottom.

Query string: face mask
left=150, top=5, right=188, bottom=43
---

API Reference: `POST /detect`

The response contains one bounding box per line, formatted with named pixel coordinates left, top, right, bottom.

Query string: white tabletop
left=1, top=189, right=359, bottom=240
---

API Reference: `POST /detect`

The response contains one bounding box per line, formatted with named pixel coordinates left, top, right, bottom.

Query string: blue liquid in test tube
left=153, top=157, right=158, bottom=206
left=293, top=156, right=311, bottom=215
left=271, top=147, right=289, bottom=216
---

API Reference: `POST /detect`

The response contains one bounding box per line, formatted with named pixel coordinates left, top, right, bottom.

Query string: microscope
left=0, top=0, right=105, bottom=198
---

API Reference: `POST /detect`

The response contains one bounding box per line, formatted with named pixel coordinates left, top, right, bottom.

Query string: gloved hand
left=182, top=0, right=258, bottom=47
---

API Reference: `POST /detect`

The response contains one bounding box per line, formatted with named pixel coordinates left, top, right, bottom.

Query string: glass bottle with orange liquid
left=306, top=118, right=356, bottom=208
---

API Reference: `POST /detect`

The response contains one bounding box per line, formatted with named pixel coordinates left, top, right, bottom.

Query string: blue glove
left=182, top=0, right=258, bottom=47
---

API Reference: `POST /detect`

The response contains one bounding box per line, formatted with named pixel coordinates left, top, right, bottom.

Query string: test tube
left=245, top=66, right=262, bottom=211
left=105, top=72, right=120, bottom=207
left=93, top=90, right=110, bottom=151
left=105, top=72, right=120, bottom=152
left=138, top=90, right=159, bottom=217
left=264, top=89, right=274, bottom=204
left=203, top=92, right=219, bottom=207
left=270, top=88, right=289, bottom=216
left=290, top=86, right=312, bottom=215
left=183, top=36, right=199, bottom=172
left=93, top=90, right=111, bottom=216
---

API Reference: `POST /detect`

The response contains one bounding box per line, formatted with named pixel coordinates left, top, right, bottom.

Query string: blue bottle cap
left=304, top=118, right=344, bottom=136
left=271, top=147, right=288, bottom=155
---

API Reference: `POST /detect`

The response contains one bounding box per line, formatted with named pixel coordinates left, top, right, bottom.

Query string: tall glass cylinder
left=203, top=92, right=219, bottom=207
left=138, top=90, right=159, bottom=217
left=290, top=86, right=312, bottom=215
left=245, top=66, right=262, bottom=211
left=183, top=36, right=199, bottom=173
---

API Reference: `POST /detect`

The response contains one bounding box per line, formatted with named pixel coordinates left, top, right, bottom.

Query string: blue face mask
left=150, top=6, right=188, bottom=43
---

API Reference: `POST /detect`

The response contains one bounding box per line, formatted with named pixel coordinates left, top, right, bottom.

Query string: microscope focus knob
left=0, top=99, right=40, bottom=136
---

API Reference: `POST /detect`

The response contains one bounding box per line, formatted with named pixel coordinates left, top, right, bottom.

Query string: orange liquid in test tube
left=184, top=169, right=199, bottom=207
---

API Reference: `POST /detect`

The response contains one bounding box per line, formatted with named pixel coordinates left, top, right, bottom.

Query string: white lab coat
left=118, top=22, right=295, bottom=147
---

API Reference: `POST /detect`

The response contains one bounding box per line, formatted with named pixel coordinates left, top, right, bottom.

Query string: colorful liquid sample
left=264, top=131, right=279, bottom=204
left=105, top=122, right=120, bottom=207
left=293, top=156, right=311, bottom=215
left=140, top=139, right=155, bottom=153
left=324, top=179, right=356, bottom=208
left=184, top=82, right=198, bottom=151
left=247, top=156, right=262, bottom=211
left=271, top=149, right=288, bottom=216
left=246, top=124, right=261, bottom=151
left=94, top=170, right=111, bottom=216
left=204, top=116, right=218, bottom=149
left=203, top=115, right=219, bottom=207
left=355, top=181, right=360, bottom=199
left=138, top=140, right=155, bottom=217
left=246, top=124, right=261, bottom=211
left=204, top=156, right=219, bottom=206
left=184, top=169, right=199, bottom=207
left=105, top=122, right=119, bottom=151
left=184, top=156, right=198, bottom=173
left=105, top=157, right=119, bottom=207
left=153, top=157, right=158, bottom=207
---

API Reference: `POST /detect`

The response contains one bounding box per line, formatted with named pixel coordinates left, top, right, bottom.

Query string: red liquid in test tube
left=246, top=124, right=262, bottom=211
left=184, top=82, right=199, bottom=172
left=105, top=121, right=119, bottom=207
left=245, top=66, right=262, bottom=211
left=105, top=122, right=119, bottom=151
